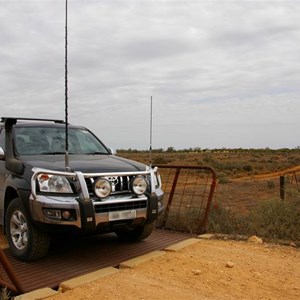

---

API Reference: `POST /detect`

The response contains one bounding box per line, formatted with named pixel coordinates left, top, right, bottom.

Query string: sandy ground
left=46, top=237, right=300, bottom=300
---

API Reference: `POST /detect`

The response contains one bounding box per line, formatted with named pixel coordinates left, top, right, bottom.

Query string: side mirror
left=0, top=147, right=5, bottom=160
left=109, top=148, right=116, bottom=155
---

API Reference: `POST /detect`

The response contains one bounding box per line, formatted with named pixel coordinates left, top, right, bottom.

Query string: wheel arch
left=3, top=186, right=18, bottom=232
left=4, top=186, right=18, bottom=206
left=4, top=186, right=31, bottom=231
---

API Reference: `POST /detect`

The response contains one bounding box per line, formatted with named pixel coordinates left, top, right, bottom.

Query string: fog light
left=44, top=209, right=61, bottom=220
left=62, top=210, right=71, bottom=220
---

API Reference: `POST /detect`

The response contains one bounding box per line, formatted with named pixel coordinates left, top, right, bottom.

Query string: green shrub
left=267, top=180, right=275, bottom=189
left=152, top=155, right=168, bottom=164
left=242, top=164, right=253, bottom=172
left=207, top=198, right=300, bottom=242
left=218, top=176, right=230, bottom=184
left=248, top=198, right=300, bottom=241
left=207, top=202, right=249, bottom=234
left=178, top=154, right=186, bottom=160
left=285, top=187, right=300, bottom=202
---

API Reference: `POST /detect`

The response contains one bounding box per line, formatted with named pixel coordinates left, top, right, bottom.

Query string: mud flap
left=146, top=193, right=158, bottom=224
left=77, top=198, right=96, bottom=233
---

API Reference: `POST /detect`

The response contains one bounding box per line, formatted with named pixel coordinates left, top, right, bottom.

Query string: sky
left=1, top=0, right=300, bottom=150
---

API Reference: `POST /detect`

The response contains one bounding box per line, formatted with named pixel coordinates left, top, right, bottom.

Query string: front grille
left=94, top=200, right=147, bottom=213
left=85, top=175, right=134, bottom=197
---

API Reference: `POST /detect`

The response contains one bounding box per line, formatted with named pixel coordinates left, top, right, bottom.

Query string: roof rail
left=1, top=117, right=65, bottom=125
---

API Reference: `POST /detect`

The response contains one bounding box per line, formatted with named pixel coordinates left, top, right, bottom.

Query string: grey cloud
left=1, top=0, right=300, bottom=149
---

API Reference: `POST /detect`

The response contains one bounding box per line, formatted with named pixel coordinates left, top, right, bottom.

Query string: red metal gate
left=156, top=165, right=217, bottom=234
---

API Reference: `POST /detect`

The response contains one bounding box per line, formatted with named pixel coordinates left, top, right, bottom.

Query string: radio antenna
left=64, top=0, right=70, bottom=171
left=149, top=96, right=153, bottom=166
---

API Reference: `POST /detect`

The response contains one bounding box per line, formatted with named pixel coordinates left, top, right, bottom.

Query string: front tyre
left=5, top=197, right=50, bottom=261
left=115, top=221, right=156, bottom=242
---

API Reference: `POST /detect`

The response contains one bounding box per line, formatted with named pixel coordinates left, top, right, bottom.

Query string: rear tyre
left=5, top=197, right=50, bottom=261
left=115, top=221, right=156, bottom=242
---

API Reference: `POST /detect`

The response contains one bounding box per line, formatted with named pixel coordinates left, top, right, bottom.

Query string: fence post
left=280, top=175, right=285, bottom=200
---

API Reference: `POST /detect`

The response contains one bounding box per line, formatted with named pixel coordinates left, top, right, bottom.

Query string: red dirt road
left=48, top=238, right=300, bottom=300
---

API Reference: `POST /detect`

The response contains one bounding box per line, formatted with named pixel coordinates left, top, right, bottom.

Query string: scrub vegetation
left=118, top=148, right=300, bottom=243
left=117, top=147, right=300, bottom=178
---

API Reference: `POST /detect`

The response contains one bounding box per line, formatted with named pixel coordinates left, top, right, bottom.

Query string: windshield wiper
left=39, top=151, right=67, bottom=155
left=86, top=152, right=108, bottom=155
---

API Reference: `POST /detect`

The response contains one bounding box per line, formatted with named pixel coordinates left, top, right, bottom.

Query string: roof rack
left=1, top=117, right=65, bottom=126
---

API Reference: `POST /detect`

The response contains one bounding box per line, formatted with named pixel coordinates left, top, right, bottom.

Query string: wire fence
left=212, top=170, right=300, bottom=216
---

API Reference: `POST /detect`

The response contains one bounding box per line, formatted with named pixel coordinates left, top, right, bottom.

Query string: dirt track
left=48, top=237, right=300, bottom=300
left=232, top=165, right=300, bottom=181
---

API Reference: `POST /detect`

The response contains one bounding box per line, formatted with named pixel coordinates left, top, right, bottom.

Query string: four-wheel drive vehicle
left=0, top=117, right=164, bottom=261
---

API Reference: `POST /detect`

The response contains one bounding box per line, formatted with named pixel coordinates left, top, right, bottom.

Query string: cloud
left=1, top=0, right=300, bottom=149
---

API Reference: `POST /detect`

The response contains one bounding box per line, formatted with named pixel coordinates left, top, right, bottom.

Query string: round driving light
left=132, top=176, right=148, bottom=195
left=94, top=178, right=111, bottom=198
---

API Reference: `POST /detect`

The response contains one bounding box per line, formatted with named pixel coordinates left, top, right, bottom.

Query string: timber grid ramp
left=0, top=164, right=217, bottom=295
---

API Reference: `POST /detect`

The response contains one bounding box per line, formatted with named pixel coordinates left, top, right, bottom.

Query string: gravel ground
left=47, top=237, right=300, bottom=300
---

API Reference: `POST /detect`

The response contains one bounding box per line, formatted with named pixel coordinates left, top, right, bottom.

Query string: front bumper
left=29, top=168, right=164, bottom=233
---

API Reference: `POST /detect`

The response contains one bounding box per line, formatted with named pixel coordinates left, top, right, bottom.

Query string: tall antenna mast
left=149, top=96, right=153, bottom=166
left=64, top=0, right=70, bottom=171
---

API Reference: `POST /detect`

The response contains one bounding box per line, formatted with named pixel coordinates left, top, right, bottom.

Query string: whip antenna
left=149, top=96, right=153, bottom=166
left=64, top=0, right=70, bottom=171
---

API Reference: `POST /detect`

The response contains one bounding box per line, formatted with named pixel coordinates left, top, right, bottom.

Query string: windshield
left=14, top=126, right=109, bottom=155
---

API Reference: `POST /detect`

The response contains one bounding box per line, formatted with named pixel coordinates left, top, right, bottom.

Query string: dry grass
left=0, top=288, right=11, bottom=300
left=118, top=148, right=300, bottom=177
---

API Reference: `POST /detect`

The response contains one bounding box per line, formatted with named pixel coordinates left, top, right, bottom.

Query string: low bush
left=267, top=180, right=275, bottom=189
left=207, top=197, right=300, bottom=242
left=207, top=203, right=249, bottom=235
left=152, top=155, right=168, bottom=164
left=248, top=198, right=300, bottom=241
left=218, top=174, right=230, bottom=184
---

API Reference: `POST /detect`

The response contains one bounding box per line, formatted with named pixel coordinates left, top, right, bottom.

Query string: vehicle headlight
left=37, top=174, right=73, bottom=193
left=131, top=176, right=148, bottom=195
left=94, top=178, right=111, bottom=198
